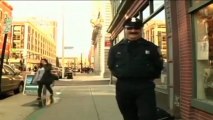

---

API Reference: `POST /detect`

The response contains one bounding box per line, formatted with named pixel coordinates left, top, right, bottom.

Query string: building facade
left=0, top=1, right=13, bottom=61
left=9, top=18, right=57, bottom=70
left=108, top=0, right=213, bottom=119
left=58, top=57, right=78, bottom=68
left=90, top=1, right=114, bottom=78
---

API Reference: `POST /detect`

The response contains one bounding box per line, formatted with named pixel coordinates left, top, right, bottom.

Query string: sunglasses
left=125, top=27, right=141, bottom=30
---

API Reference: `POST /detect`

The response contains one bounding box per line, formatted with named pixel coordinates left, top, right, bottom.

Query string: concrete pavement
left=0, top=74, right=122, bottom=120
left=0, top=93, right=37, bottom=120
left=25, top=85, right=122, bottom=120
left=0, top=85, right=122, bottom=120
left=59, top=73, right=110, bottom=81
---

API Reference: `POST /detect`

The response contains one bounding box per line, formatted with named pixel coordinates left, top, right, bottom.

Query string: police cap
left=123, top=17, right=143, bottom=28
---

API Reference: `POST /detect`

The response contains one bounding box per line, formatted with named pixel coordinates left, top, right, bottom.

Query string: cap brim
left=124, top=22, right=142, bottom=28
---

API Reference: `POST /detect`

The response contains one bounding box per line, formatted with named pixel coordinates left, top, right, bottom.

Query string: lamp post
left=61, top=5, right=65, bottom=78
left=80, top=53, right=83, bottom=73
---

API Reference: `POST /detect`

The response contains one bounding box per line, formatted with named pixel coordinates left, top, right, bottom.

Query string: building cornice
left=2, top=1, right=13, bottom=10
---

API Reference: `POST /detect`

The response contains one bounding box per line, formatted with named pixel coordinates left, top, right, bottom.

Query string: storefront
left=189, top=0, right=213, bottom=118
left=108, top=0, right=213, bottom=119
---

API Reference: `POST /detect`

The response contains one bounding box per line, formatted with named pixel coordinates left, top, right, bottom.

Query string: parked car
left=0, top=64, right=24, bottom=94
left=64, top=68, right=73, bottom=79
left=51, top=67, right=62, bottom=79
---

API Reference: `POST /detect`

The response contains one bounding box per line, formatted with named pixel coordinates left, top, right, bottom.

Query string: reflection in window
left=191, top=0, right=206, bottom=7
left=143, top=9, right=167, bottom=89
left=143, top=5, right=150, bottom=21
left=194, top=3, right=213, bottom=103
left=153, top=0, right=164, bottom=11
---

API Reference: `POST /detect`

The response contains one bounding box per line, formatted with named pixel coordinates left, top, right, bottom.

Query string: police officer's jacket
left=108, top=38, right=163, bottom=81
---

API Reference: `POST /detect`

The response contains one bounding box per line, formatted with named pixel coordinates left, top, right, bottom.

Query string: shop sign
left=23, top=74, right=38, bottom=95
left=4, top=18, right=12, bottom=34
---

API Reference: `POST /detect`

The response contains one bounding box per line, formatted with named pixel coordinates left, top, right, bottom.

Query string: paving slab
left=0, top=93, right=37, bottom=120
left=25, top=85, right=122, bottom=120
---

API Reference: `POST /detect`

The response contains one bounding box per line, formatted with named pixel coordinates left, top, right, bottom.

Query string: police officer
left=108, top=17, right=163, bottom=120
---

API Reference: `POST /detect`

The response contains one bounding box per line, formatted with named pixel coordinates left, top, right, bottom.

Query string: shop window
left=191, top=0, right=207, bottom=6
left=153, top=0, right=164, bottom=12
left=143, top=5, right=150, bottom=21
left=143, top=9, right=167, bottom=90
left=194, top=3, right=213, bottom=103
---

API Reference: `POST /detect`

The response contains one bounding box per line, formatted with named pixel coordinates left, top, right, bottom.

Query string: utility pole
left=0, top=34, right=8, bottom=93
left=61, top=5, right=65, bottom=78
left=80, top=53, right=83, bottom=73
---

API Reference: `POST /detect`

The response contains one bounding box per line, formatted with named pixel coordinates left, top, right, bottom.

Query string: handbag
left=51, top=73, right=59, bottom=81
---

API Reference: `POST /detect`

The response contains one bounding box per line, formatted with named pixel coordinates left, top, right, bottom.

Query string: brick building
left=108, top=0, right=213, bottom=119
left=0, top=1, right=13, bottom=60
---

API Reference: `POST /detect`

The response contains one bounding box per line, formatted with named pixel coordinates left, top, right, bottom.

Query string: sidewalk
left=59, top=73, right=110, bottom=81
left=0, top=93, right=37, bottom=120
left=25, top=85, right=122, bottom=120
left=0, top=85, right=122, bottom=120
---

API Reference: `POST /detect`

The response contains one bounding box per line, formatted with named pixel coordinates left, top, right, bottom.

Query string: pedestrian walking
left=32, top=63, right=44, bottom=84
left=108, top=17, right=164, bottom=120
left=33, top=58, right=54, bottom=101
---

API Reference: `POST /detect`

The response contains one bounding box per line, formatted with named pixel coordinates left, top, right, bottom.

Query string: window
left=191, top=0, right=206, bottom=6
left=4, top=65, right=15, bottom=75
left=143, top=9, right=167, bottom=90
left=153, top=0, right=164, bottom=12
left=143, top=5, right=150, bottom=21
left=13, top=35, right=21, bottom=40
left=0, top=10, right=2, bottom=20
left=0, top=25, right=1, bottom=35
left=194, top=3, right=213, bottom=104
left=13, top=25, right=22, bottom=34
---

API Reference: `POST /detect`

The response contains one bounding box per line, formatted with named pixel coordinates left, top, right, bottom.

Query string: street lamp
left=61, top=4, right=65, bottom=79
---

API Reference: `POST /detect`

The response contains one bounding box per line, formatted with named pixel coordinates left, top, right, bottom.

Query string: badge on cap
left=131, top=17, right=136, bottom=22
left=145, top=50, right=150, bottom=54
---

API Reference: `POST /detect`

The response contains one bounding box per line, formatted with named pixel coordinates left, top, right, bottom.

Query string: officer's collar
left=120, top=38, right=149, bottom=45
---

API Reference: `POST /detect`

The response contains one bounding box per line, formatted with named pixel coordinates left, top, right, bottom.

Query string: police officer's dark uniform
left=108, top=17, right=163, bottom=120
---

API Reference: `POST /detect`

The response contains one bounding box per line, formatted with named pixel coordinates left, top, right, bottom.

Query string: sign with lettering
left=64, top=46, right=74, bottom=49
left=4, top=18, right=12, bottom=34
left=23, top=74, right=38, bottom=95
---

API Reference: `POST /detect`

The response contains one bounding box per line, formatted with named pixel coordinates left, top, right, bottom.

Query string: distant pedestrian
left=108, top=17, right=163, bottom=120
left=33, top=66, right=38, bottom=72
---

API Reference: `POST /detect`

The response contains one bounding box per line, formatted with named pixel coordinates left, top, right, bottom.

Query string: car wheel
left=14, top=83, right=24, bottom=94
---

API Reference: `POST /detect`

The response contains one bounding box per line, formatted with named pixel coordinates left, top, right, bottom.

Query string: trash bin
left=67, top=72, right=73, bottom=79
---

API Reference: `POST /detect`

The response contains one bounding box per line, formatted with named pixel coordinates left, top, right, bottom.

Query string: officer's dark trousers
left=116, top=80, right=157, bottom=120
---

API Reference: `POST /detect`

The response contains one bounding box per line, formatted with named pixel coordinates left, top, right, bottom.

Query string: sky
left=7, top=1, right=94, bottom=58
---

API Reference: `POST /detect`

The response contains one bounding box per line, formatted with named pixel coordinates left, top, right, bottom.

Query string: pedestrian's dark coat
left=40, top=63, right=53, bottom=84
